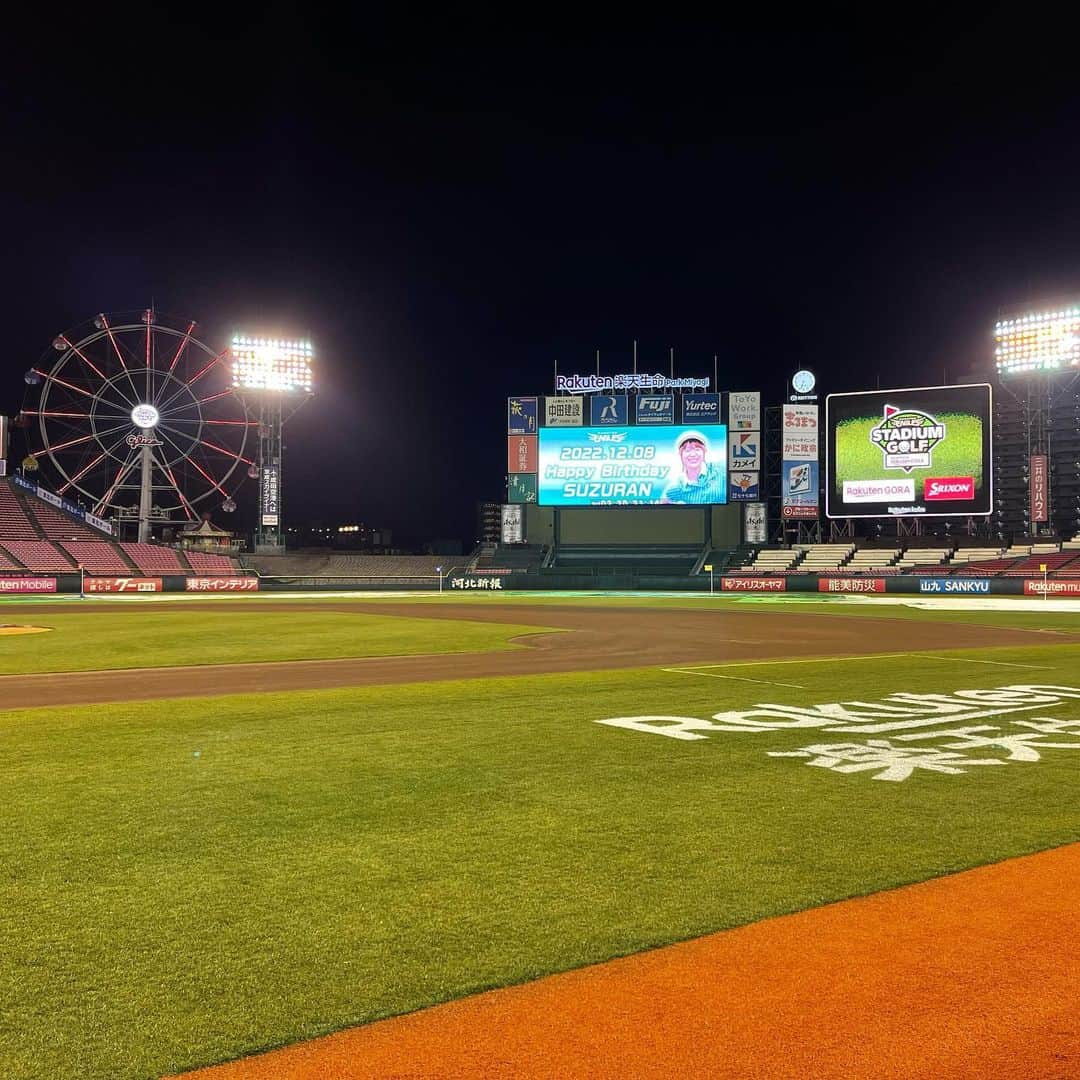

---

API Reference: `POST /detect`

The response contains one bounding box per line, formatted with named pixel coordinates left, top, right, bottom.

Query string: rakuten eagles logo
left=587, top=431, right=628, bottom=443
left=870, top=406, right=945, bottom=472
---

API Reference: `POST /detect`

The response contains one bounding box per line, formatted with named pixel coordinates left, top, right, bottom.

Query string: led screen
left=826, top=384, right=992, bottom=518
left=538, top=424, right=727, bottom=506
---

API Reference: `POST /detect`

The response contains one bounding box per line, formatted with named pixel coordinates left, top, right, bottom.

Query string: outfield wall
left=523, top=504, right=742, bottom=546
left=3, top=572, right=1079, bottom=597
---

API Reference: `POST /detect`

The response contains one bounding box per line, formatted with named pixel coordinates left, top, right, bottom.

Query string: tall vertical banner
left=507, top=435, right=538, bottom=473
left=744, top=501, right=767, bottom=543
left=728, top=392, right=760, bottom=431
left=507, top=474, right=538, bottom=503
left=589, top=395, right=628, bottom=425
left=544, top=396, right=584, bottom=427
left=1030, top=454, right=1048, bottom=523
left=260, top=464, right=280, bottom=526
left=0, top=413, right=7, bottom=476
left=507, top=397, right=538, bottom=434
left=782, top=404, right=819, bottom=519
left=501, top=504, right=524, bottom=543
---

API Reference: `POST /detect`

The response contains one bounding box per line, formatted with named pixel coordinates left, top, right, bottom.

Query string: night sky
left=3, top=12, right=1079, bottom=546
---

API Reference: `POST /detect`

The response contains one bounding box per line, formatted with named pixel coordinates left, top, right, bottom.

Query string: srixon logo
left=924, top=476, right=974, bottom=500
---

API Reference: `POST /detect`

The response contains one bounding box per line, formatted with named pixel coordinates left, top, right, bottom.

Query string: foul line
left=661, top=668, right=806, bottom=689
left=666, top=651, right=1055, bottom=673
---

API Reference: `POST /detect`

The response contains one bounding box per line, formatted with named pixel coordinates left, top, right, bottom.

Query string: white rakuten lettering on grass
left=842, top=479, right=915, bottom=503
left=596, top=685, right=1080, bottom=782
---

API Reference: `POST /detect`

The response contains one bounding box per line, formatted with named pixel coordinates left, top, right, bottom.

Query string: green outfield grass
left=2, top=643, right=1079, bottom=1078
left=0, top=609, right=559, bottom=674
left=833, top=410, right=984, bottom=489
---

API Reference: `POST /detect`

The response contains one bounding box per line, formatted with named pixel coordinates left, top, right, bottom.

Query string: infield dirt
left=1, top=600, right=1076, bottom=708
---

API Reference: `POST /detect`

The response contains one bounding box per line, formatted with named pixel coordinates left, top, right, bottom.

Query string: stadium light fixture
left=229, top=336, right=314, bottom=393
left=994, top=306, right=1080, bottom=376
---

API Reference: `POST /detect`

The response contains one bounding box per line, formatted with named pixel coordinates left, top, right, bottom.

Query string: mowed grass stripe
left=0, top=610, right=559, bottom=675
left=2, top=645, right=1079, bottom=1078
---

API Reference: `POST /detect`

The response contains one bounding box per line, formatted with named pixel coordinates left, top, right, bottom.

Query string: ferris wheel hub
left=131, top=403, right=160, bottom=429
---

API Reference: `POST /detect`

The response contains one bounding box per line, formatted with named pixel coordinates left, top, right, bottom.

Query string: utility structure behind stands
left=229, top=336, right=315, bottom=555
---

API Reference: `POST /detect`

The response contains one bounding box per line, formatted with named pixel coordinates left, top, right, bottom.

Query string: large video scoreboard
left=826, top=384, right=993, bottom=518
left=537, top=424, right=728, bottom=506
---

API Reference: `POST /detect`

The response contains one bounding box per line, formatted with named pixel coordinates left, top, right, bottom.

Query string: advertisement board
left=917, top=578, right=991, bottom=594
left=1024, top=579, right=1080, bottom=596
left=12, top=474, right=113, bottom=535
left=722, top=577, right=785, bottom=592
left=260, top=464, right=280, bottom=527
left=781, top=460, right=819, bottom=518
left=782, top=404, right=819, bottom=436
left=500, top=504, right=524, bottom=543
left=537, top=425, right=727, bottom=506
left=728, top=431, right=760, bottom=471
left=681, top=393, right=721, bottom=425
left=589, top=395, right=628, bottom=425
left=507, top=435, right=538, bottom=473
left=782, top=430, right=819, bottom=459
left=826, top=384, right=992, bottom=518
left=728, top=391, right=760, bottom=431
left=818, top=578, right=886, bottom=593
left=507, top=474, right=538, bottom=503
left=507, top=396, right=538, bottom=434
left=729, top=472, right=760, bottom=501
left=636, top=394, right=674, bottom=425
left=744, top=502, right=767, bottom=543
left=544, top=396, right=584, bottom=427
left=1030, top=454, right=1048, bottom=523
left=185, top=577, right=259, bottom=591
left=0, top=577, right=56, bottom=593
left=85, top=577, right=162, bottom=593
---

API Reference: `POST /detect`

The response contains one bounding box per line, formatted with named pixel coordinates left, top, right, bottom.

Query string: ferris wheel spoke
left=167, top=322, right=197, bottom=374
left=153, top=452, right=199, bottom=521
left=186, top=456, right=233, bottom=499
left=178, top=433, right=255, bottom=466
left=154, top=417, right=257, bottom=426
left=152, top=424, right=200, bottom=468
left=46, top=421, right=130, bottom=456
left=161, top=349, right=227, bottom=409
left=34, top=368, right=97, bottom=400
left=54, top=334, right=108, bottom=384
left=97, top=313, right=143, bottom=404
left=21, top=410, right=90, bottom=419
left=56, top=426, right=131, bottom=496
left=95, top=452, right=139, bottom=515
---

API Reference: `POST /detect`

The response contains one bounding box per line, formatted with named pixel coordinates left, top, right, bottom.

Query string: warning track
left=0, top=600, right=1074, bottom=708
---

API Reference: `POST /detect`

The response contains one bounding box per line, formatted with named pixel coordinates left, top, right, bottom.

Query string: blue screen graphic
left=538, top=425, right=728, bottom=506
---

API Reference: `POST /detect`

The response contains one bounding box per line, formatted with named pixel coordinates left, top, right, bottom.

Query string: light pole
left=436, top=566, right=443, bottom=594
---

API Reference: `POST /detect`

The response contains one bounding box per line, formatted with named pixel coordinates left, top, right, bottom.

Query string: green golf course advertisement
left=826, top=384, right=992, bottom=518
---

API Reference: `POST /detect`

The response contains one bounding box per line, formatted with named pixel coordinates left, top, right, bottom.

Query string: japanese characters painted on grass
left=598, top=684, right=1080, bottom=783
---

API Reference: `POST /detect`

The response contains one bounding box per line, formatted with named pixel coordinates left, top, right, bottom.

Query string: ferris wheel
left=18, top=309, right=256, bottom=540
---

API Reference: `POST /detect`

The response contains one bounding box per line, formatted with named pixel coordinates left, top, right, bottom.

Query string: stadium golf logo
left=597, top=684, right=1080, bottom=783
left=870, top=406, right=945, bottom=472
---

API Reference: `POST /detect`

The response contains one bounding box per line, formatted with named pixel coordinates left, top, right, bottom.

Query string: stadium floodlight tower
left=229, top=336, right=314, bottom=553
left=994, top=305, right=1080, bottom=537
